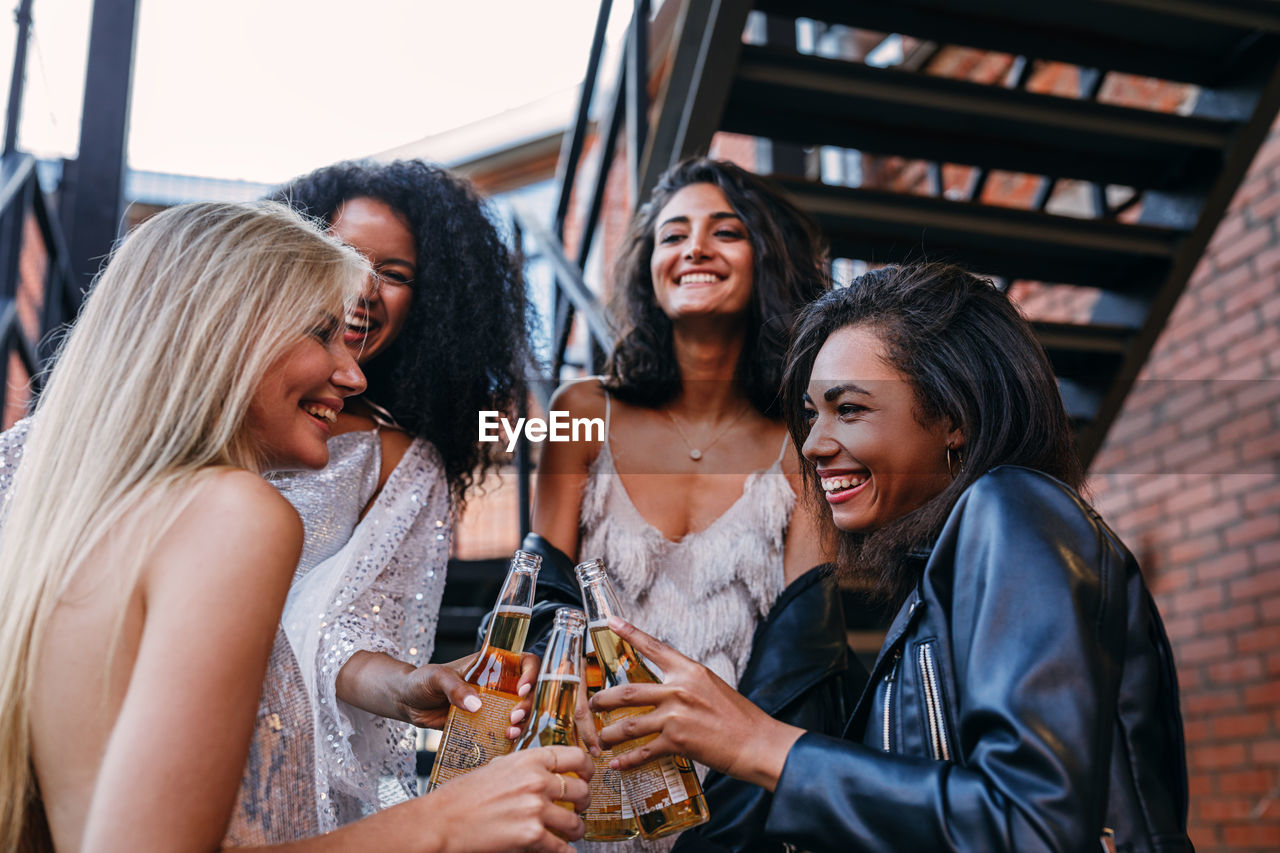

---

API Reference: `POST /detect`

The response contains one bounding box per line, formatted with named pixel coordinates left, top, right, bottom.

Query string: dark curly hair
left=781, top=262, right=1083, bottom=606
left=604, top=158, right=829, bottom=417
left=270, top=159, right=532, bottom=507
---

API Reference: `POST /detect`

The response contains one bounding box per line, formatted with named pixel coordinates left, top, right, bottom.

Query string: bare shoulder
left=378, top=426, right=416, bottom=482
left=145, top=469, right=302, bottom=598
left=549, top=376, right=609, bottom=421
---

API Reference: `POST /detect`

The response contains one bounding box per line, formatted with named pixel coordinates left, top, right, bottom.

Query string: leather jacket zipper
left=882, top=648, right=902, bottom=752
left=918, top=642, right=951, bottom=761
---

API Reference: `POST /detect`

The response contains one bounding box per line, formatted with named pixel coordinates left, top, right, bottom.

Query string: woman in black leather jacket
left=591, top=263, right=1193, bottom=853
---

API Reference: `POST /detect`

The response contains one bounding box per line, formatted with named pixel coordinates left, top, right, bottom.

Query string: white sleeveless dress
left=576, top=390, right=794, bottom=852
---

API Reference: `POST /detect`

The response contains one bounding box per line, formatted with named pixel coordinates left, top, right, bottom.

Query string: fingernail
left=518, top=683, right=532, bottom=697
left=463, top=695, right=482, bottom=713
left=590, top=746, right=602, bottom=757
left=609, top=758, right=620, bottom=770
left=510, top=708, right=527, bottom=724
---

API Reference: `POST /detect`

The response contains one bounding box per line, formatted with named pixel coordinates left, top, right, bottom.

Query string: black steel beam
left=1077, top=59, right=1280, bottom=465
left=4, top=0, right=35, bottom=155
left=723, top=47, right=1231, bottom=190
left=63, top=0, right=139, bottom=291
left=753, top=0, right=1278, bottom=87
left=638, top=0, right=753, bottom=201
left=552, top=0, right=614, bottom=240
left=776, top=178, right=1181, bottom=290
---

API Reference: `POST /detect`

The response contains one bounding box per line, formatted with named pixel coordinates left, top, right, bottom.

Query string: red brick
left=1186, top=496, right=1246, bottom=535
left=1183, top=690, right=1240, bottom=717
left=1219, top=769, right=1278, bottom=795
left=1249, top=189, right=1280, bottom=222
left=1244, top=682, right=1280, bottom=710
left=1162, top=614, right=1200, bottom=641
left=1222, top=824, right=1280, bottom=846
left=1224, top=514, right=1280, bottom=548
left=1254, top=540, right=1280, bottom=569
left=1198, top=796, right=1255, bottom=821
left=1212, top=711, right=1271, bottom=738
left=1188, top=772, right=1215, bottom=797
left=1169, top=534, right=1224, bottom=565
left=1221, top=409, right=1277, bottom=445
left=1214, top=225, right=1275, bottom=271
left=1235, top=624, right=1280, bottom=654
left=1240, top=431, right=1280, bottom=467
left=1262, top=594, right=1280, bottom=622
left=1243, top=481, right=1280, bottom=515
left=1163, top=477, right=1217, bottom=514
left=1172, top=584, right=1227, bottom=617
left=1198, top=550, right=1255, bottom=584
left=1202, top=603, right=1260, bottom=636
left=1176, top=634, right=1232, bottom=664
left=1191, top=742, right=1248, bottom=769
left=1184, top=717, right=1212, bottom=743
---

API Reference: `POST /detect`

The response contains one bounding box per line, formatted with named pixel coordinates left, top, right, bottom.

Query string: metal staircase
left=524, top=0, right=1280, bottom=468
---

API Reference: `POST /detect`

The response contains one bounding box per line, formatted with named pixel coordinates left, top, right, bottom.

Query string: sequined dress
left=0, top=421, right=452, bottom=844
left=576, top=391, right=792, bottom=852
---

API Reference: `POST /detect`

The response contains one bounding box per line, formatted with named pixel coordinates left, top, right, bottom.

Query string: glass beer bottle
left=575, top=559, right=709, bottom=839
left=580, top=629, right=639, bottom=840
left=514, top=607, right=587, bottom=813
left=427, top=549, right=540, bottom=790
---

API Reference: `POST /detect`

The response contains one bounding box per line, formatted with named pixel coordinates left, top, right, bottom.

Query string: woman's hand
left=391, top=652, right=540, bottom=734
left=421, top=745, right=593, bottom=852
left=589, top=617, right=805, bottom=792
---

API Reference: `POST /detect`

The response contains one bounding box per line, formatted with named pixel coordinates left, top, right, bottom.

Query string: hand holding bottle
left=589, top=616, right=805, bottom=793
left=422, top=745, right=593, bottom=852
left=391, top=652, right=540, bottom=732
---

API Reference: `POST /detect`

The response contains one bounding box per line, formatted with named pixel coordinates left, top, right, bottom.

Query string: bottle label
left=428, top=687, right=520, bottom=788
left=622, top=754, right=692, bottom=813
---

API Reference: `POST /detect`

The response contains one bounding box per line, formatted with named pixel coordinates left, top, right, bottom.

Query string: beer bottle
left=575, top=559, right=709, bottom=840
left=427, top=549, right=540, bottom=790
left=514, top=607, right=587, bottom=812
left=580, top=629, right=639, bottom=840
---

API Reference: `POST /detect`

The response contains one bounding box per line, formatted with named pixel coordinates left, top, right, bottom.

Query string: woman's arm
left=81, top=471, right=303, bottom=850
left=764, top=470, right=1126, bottom=853
left=530, top=379, right=608, bottom=560
left=780, top=441, right=832, bottom=585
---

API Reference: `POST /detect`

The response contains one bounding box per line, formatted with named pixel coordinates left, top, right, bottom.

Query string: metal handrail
left=0, top=151, right=78, bottom=409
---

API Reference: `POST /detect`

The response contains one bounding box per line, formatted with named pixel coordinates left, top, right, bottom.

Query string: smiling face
left=246, top=318, right=367, bottom=470
left=801, top=324, right=959, bottom=533
left=649, top=182, right=754, bottom=322
left=329, top=196, right=417, bottom=364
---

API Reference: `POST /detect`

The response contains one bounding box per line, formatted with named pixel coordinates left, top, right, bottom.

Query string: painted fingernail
left=518, top=683, right=532, bottom=697
left=589, top=745, right=602, bottom=757
left=510, top=708, right=527, bottom=724
left=463, top=695, right=482, bottom=712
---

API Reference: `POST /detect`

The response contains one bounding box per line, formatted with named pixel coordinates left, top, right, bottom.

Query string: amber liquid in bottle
left=580, top=635, right=639, bottom=841
left=576, top=559, right=708, bottom=840
left=427, top=551, right=539, bottom=790
left=514, top=608, right=587, bottom=838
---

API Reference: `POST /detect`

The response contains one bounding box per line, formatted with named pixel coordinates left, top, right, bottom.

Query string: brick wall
left=1087, top=118, right=1280, bottom=852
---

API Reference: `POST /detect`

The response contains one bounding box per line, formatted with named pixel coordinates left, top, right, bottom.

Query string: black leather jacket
left=764, top=467, right=1192, bottom=853
left=517, top=533, right=866, bottom=851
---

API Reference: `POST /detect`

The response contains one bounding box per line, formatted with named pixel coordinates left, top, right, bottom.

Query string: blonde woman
left=0, top=202, right=589, bottom=852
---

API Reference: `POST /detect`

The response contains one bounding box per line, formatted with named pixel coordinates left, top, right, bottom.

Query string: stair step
left=754, top=0, right=1280, bottom=87
left=725, top=46, right=1232, bottom=190
left=774, top=178, right=1183, bottom=290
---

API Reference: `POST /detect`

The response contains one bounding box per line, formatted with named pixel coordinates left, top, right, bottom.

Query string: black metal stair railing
left=0, top=152, right=80, bottom=410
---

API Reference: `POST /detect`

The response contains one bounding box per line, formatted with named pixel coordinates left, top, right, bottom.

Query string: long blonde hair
left=0, top=201, right=368, bottom=849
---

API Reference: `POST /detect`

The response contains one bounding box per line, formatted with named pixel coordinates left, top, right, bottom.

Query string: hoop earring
left=946, top=445, right=964, bottom=479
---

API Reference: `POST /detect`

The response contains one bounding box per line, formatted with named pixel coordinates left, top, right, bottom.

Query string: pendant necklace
left=662, top=404, right=751, bottom=461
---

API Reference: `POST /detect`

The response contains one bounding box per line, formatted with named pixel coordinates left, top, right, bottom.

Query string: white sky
left=0, top=0, right=629, bottom=183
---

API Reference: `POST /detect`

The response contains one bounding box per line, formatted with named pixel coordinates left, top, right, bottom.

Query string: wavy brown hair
left=782, top=262, right=1083, bottom=606
left=604, top=158, right=829, bottom=416
left=272, top=159, right=532, bottom=506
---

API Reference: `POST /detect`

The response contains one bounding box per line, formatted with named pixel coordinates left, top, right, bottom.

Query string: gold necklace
left=661, top=404, right=752, bottom=461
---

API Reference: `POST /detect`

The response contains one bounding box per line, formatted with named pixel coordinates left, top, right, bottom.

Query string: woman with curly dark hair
left=262, top=159, right=537, bottom=829
left=529, top=158, right=863, bottom=851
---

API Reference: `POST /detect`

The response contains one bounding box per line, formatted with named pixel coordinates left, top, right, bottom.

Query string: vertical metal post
left=63, top=0, right=139, bottom=292
left=4, top=0, right=35, bottom=155
left=625, top=0, right=650, bottom=204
